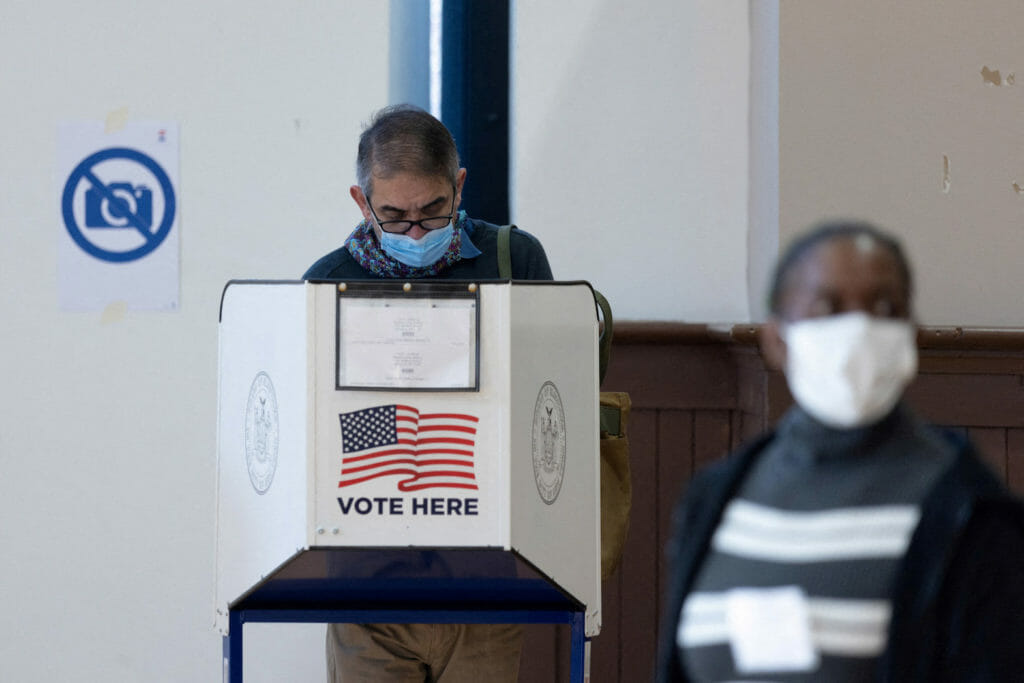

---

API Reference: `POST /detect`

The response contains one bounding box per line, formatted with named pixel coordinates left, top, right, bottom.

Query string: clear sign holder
left=335, top=281, right=481, bottom=391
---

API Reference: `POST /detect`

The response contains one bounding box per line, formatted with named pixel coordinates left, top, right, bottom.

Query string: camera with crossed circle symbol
left=84, top=182, right=153, bottom=229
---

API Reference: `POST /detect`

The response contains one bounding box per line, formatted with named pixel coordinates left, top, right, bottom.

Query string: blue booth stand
left=221, top=549, right=588, bottom=682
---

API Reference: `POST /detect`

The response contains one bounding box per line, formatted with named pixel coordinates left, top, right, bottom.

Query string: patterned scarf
left=344, top=211, right=467, bottom=278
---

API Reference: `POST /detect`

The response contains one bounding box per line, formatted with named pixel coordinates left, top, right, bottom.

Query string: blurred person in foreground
left=656, top=220, right=1024, bottom=682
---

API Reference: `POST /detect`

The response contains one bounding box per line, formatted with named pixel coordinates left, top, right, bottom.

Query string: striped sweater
left=678, top=405, right=954, bottom=681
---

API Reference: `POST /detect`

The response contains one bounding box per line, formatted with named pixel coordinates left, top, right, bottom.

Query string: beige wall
left=512, top=0, right=753, bottom=323
left=780, top=0, right=1024, bottom=326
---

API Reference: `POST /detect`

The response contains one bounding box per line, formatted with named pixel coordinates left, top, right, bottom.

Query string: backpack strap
left=497, top=223, right=515, bottom=279
left=593, top=289, right=613, bottom=385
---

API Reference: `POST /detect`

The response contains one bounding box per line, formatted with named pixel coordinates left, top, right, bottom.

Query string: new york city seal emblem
left=531, top=381, right=566, bottom=504
left=244, top=371, right=279, bottom=495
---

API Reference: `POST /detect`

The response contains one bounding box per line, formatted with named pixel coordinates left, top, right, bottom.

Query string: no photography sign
left=57, top=121, right=179, bottom=311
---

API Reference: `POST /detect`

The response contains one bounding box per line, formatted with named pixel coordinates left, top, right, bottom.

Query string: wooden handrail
left=613, top=321, right=1024, bottom=351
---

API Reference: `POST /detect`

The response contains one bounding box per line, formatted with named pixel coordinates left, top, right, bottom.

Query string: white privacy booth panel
left=508, top=283, right=601, bottom=636
left=215, top=281, right=601, bottom=637
left=215, top=281, right=311, bottom=634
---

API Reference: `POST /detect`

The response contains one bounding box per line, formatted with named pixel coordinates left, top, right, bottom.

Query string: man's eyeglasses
left=369, top=190, right=456, bottom=235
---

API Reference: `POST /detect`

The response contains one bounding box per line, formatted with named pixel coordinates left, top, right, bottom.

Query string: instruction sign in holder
left=215, top=280, right=601, bottom=682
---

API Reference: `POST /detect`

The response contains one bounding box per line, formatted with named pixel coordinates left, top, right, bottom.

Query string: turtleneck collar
left=774, top=402, right=913, bottom=465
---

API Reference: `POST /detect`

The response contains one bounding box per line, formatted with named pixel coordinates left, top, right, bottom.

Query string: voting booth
left=215, top=280, right=601, bottom=682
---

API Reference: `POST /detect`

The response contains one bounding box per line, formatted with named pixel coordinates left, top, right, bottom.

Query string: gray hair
left=356, top=104, right=460, bottom=197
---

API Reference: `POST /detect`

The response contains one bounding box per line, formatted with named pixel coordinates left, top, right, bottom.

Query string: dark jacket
left=655, top=420, right=1024, bottom=682
left=303, top=218, right=553, bottom=281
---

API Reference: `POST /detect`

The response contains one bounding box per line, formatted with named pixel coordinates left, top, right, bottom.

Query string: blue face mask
left=379, top=225, right=454, bottom=268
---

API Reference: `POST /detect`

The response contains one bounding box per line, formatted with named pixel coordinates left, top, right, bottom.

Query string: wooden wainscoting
left=518, top=322, right=1024, bottom=683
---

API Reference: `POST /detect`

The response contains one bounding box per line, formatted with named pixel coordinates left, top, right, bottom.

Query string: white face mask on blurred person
left=782, top=312, right=917, bottom=429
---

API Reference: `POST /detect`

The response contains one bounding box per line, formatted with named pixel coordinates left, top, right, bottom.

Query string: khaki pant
left=326, top=622, right=523, bottom=683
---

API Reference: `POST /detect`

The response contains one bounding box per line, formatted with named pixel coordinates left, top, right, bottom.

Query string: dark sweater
left=303, top=217, right=553, bottom=281
left=656, top=404, right=1024, bottom=683
left=679, top=406, right=954, bottom=681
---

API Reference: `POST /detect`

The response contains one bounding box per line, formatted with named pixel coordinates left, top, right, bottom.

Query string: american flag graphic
left=338, top=404, right=479, bottom=491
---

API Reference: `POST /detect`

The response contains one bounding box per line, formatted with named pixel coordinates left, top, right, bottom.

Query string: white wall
left=0, top=2, right=386, bottom=681
left=514, top=0, right=1024, bottom=327
left=511, top=0, right=753, bottom=323
left=748, top=2, right=780, bottom=322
